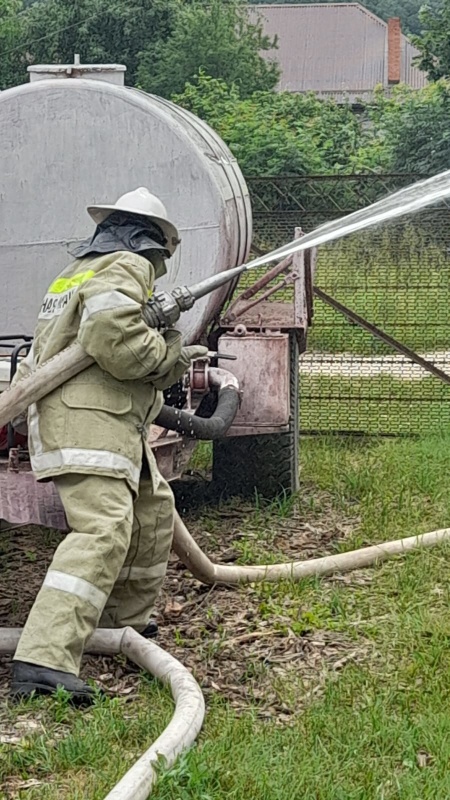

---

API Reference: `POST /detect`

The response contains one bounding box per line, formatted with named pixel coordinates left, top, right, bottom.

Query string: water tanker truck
left=0, top=60, right=315, bottom=527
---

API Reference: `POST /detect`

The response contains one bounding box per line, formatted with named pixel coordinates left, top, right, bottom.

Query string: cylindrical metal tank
left=0, top=64, right=252, bottom=343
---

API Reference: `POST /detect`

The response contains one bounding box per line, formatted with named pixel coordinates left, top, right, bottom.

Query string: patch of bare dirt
left=0, top=487, right=370, bottom=719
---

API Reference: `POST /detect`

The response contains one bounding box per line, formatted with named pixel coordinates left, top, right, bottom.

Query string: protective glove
left=179, top=344, right=210, bottom=366
left=146, top=333, right=208, bottom=391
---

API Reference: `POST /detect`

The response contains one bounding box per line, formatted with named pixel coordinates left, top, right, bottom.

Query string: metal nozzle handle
left=207, top=351, right=237, bottom=361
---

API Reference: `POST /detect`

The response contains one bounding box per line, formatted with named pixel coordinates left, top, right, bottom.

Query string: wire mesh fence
left=247, top=175, right=450, bottom=436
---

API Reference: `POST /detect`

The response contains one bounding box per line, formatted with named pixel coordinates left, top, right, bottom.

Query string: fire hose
left=172, top=513, right=450, bottom=584
left=156, top=368, right=240, bottom=439
left=2, top=522, right=450, bottom=799
left=0, top=627, right=205, bottom=800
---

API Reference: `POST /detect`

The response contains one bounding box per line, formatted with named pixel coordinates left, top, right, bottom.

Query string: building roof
left=250, top=3, right=427, bottom=102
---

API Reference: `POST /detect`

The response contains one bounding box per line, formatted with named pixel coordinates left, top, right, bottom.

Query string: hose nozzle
left=143, top=263, right=249, bottom=330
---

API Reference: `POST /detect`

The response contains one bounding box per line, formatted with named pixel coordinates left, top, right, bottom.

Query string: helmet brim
left=87, top=204, right=180, bottom=256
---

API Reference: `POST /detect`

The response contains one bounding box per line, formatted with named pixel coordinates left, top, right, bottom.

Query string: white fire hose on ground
left=0, top=627, right=205, bottom=800
left=172, top=513, right=450, bottom=584
left=2, top=523, right=450, bottom=799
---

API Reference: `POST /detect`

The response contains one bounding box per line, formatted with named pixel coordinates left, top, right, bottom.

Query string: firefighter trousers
left=14, top=471, right=174, bottom=675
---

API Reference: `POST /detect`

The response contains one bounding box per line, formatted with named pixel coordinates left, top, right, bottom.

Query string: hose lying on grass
left=172, top=512, right=450, bottom=583
left=3, top=348, right=450, bottom=794
left=2, top=523, right=450, bottom=797
left=0, top=627, right=205, bottom=800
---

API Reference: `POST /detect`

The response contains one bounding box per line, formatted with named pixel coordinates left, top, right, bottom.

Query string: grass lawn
left=302, top=228, right=450, bottom=434
left=1, top=434, right=450, bottom=799
left=300, top=374, right=450, bottom=435
left=311, top=230, right=450, bottom=356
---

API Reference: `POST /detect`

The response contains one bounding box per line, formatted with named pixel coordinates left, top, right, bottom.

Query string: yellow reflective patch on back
left=48, top=270, right=96, bottom=294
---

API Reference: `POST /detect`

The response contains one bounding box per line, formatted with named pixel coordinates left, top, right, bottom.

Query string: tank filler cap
left=28, top=59, right=126, bottom=86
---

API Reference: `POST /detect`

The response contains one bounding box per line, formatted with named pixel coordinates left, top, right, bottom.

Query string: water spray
left=144, top=170, right=450, bottom=330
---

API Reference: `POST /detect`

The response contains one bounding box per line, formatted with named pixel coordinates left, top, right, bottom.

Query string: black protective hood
left=68, top=212, right=170, bottom=278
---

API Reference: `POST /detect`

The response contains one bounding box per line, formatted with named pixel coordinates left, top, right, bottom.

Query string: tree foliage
left=357, top=82, right=450, bottom=175
left=0, top=0, right=24, bottom=89
left=137, top=0, right=279, bottom=98
left=1, top=0, right=449, bottom=182
left=174, top=72, right=361, bottom=175
left=19, top=0, right=177, bottom=87
left=1, top=0, right=279, bottom=96
left=413, top=1, right=450, bottom=81
left=175, top=72, right=450, bottom=178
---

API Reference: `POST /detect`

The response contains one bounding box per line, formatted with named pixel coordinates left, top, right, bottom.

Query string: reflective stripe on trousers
left=43, top=570, right=108, bottom=611
left=14, top=472, right=174, bottom=674
left=117, top=563, right=167, bottom=582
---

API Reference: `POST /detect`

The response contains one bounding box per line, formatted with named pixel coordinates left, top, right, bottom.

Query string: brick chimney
left=387, top=17, right=401, bottom=85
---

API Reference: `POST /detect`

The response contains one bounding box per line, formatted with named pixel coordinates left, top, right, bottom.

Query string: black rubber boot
left=11, top=661, right=97, bottom=706
left=140, top=620, right=159, bottom=639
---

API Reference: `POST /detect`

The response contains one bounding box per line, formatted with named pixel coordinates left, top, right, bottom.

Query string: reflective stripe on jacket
left=13, top=251, right=180, bottom=492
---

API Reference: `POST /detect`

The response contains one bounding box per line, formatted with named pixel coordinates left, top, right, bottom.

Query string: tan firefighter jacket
left=13, top=251, right=190, bottom=493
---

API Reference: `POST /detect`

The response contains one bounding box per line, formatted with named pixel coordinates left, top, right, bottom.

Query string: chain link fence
left=247, top=175, right=450, bottom=436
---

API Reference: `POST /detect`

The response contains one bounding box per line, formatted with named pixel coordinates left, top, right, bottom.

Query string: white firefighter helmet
left=87, top=187, right=180, bottom=256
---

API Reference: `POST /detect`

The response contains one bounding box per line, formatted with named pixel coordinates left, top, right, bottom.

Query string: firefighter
left=10, top=188, right=207, bottom=703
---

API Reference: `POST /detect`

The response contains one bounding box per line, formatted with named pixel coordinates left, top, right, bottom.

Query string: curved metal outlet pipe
left=155, top=368, right=240, bottom=440
left=0, top=627, right=205, bottom=800
left=172, top=512, right=450, bottom=584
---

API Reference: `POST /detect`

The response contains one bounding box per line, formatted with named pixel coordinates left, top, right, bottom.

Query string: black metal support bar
left=313, top=287, right=450, bottom=387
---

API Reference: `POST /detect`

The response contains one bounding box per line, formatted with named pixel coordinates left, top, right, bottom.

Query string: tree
left=174, top=72, right=362, bottom=175
left=413, top=1, right=450, bottom=81
left=0, top=0, right=25, bottom=89
left=354, top=82, right=450, bottom=175
left=12, top=0, right=279, bottom=98
left=18, top=0, right=177, bottom=87
left=138, top=0, right=279, bottom=99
